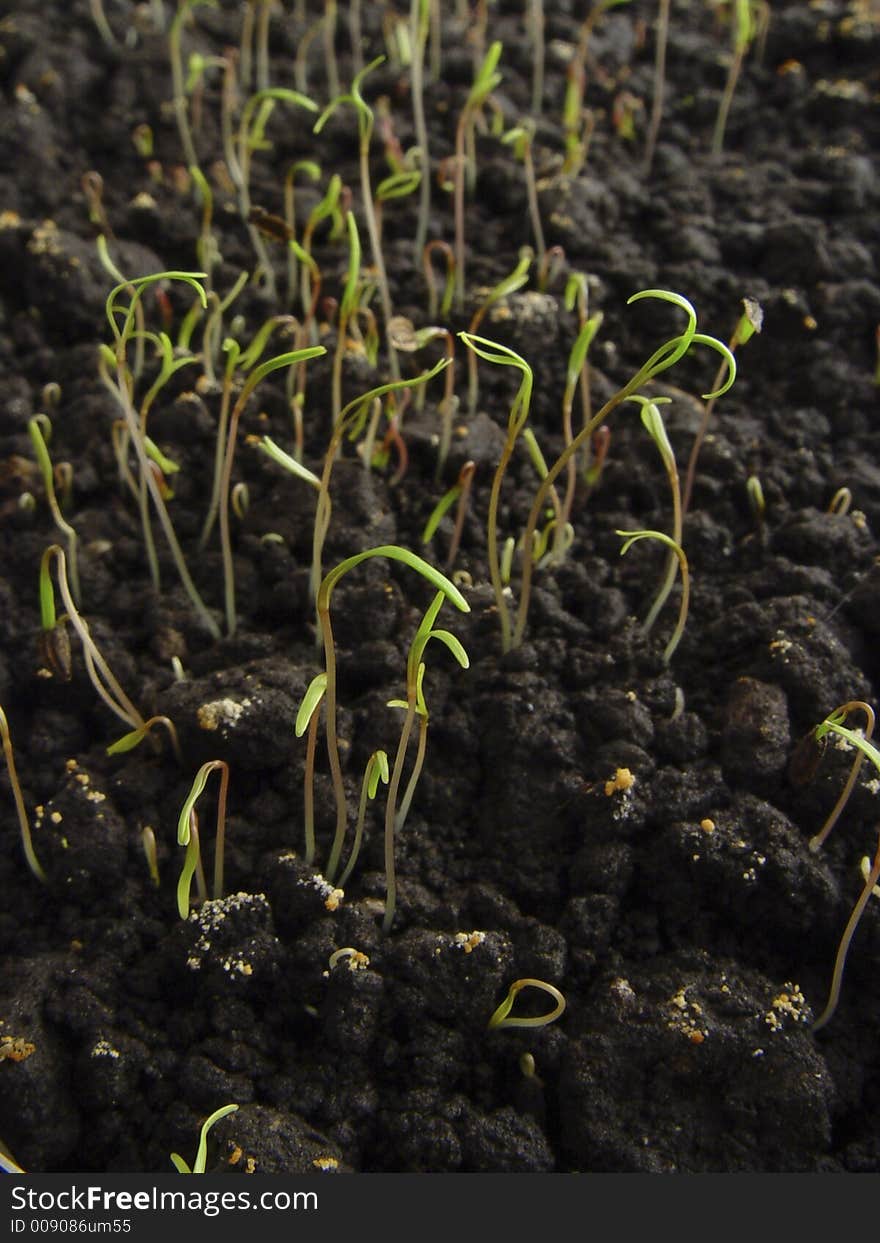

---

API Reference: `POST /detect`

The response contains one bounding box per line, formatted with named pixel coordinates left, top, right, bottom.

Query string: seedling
left=169, top=0, right=217, bottom=173
left=527, top=0, right=545, bottom=115
left=0, top=705, right=47, bottom=883
left=631, top=397, right=683, bottom=636
left=827, top=487, right=852, bottom=517
left=89, top=0, right=118, bottom=49
left=176, top=760, right=230, bottom=918
left=682, top=297, right=762, bottom=515
left=643, top=0, right=672, bottom=175
left=422, top=460, right=476, bottom=570
left=315, top=58, right=400, bottom=380
left=502, top=123, right=546, bottom=275
left=103, top=270, right=219, bottom=637
left=711, top=0, right=770, bottom=157
left=330, top=211, right=364, bottom=424
left=170, top=1104, right=239, bottom=1173
left=28, top=415, right=80, bottom=605
left=487, top=978, right=566, bottom=1030
left=230, top=88, right=319, bottom=297
left=811, top=829, right=880, bottom=1033
left=563, top=0, right=630, bottom=172
left=617, top=529, right=690, bottom=664
left=558, top=302, right=603, bottom=557
left=802, top=702, right=877, bottom=853
left=409, top=0, right=433, bottom=261
left=453, top=40, right=504, bottom=312
left=103, top=326, right=200, bottom=592
left=337, top=750, right=390, bottom=890
left=386, top=315, right=457, bottom=470
left=214, top=339, right=326, bottom=636
left=142, top=825, right=160, bottom=888
left=422, top=239, right=456, bottom=321
left=323, top=0, right=340, bottom=98
left=303, top=359, right=450, bottom=607
left=282, top=159, right=321, bottom=308
left=39, top=545, right=149, bottom=740
left=106, top=715, right=182, bottom=765
left=512, top=289, right=736, bottom=650
left=746, top=474, right=765, bottom=536
left=295, top=672, right=327, bottom=867
left=189, top=165, right=219, bottom=297
left=304, top=546, right=469, bottom=905
left=382, top=590, right=469, bottom=931
left=457, top=333, right=534, bottom=651
left=464, top=247, right=533, bottom=418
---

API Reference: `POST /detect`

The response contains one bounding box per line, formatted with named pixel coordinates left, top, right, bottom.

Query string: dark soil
left=2, top=0, right=880, bottom=1174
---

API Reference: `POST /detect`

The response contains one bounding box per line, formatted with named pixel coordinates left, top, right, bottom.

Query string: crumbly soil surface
left=2, top=0, right=880, bottom=1174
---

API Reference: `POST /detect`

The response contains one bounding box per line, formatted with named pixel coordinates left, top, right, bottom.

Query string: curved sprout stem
left=811, top=830, right=880, bottom=1033
left=511, top=291, right=734, bottom=650
left=809, top=702, right=877, bottom=852
left=488, top=977, right=566, bottom=1030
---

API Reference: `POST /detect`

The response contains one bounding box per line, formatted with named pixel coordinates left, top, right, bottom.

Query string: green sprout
left=527, top=0, right=545, bottom=115
left=301, top=359, right=451, bottom=608
left=168, top=0, right=218, bottom=173
left=422, top=460, right=476, bottom=570
left=103, top=269, right=219, bottom=637
left=0, top=705, right=47, bottom=884
left=176, top=760, right=230, bottom=919
left=315, top=58, right=400, bottom=380
left=519, top=427, right=565, bottom=568
left=558, top=299, right=603, bottom=557
left=643, top=0, right=671, bottom=175
left=142, top=825, right=160, bottom=888
left=409, top=0, right=433, bottom=261
left=106, top=715, right=182, bottom=765
left=231, top=87, right=319, bottom=296
left=337, top=750, right=390, bottom=891
left=101, top=323, right=201, bottom=594
left=453, top=40, right=504, bottom=312
left=189, top=165, right=219, bottom=297
left=39, top=545, right=149, bottom=741
left=487, top=978, right=566, bottom=1030
left=828, top=487, right=852, bottom=517
left=811, top=829, right=880, bottom=1033
left=89, top=0, right=118, bottom=49
left=381, top=590, right=469, bottom=932
left=305, top=546, right=469, bottom=906
left=374, top=168, right=422, bottom=248
left=502, top=122, right=546, bottom=276
left=28, top=415, right=80, bottom=606
left=746, top=474, right=766, bottom=536
left=422, top=239, right=456, bottom=321
left=386, top=315, right=457, bottom=475
left=631, top=397, right=683, bottom=637
left=283, top=159, right=322, bottom=310
left=511, top=289, right=736, bottom=651
left=464, top=247, right=533, bottom=417
left=170, top=1104, right=239, bottom=1173
left=711, top=0, right=769, bottom=157
left=616, top=529, right=689, bottom=664
left=791, top=704, right=880, bottom=1032
left=214, top=340, right=326, bottom=637
left=457, top=333, right=533, bottom=652
left=197, top=271, right=249, bottom=390
left=200, top=306, right=300, bottom=544
left=330, top=210, right=364, bottom=425
left=805, top=702, right=877, bottom=854
left=682, top=297, right=762, bottom=516
left=295, top=672, right=327, bottom=867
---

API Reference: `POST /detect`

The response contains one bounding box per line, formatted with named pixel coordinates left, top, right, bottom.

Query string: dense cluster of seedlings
left=2, top=0, right=879, bottom=1173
